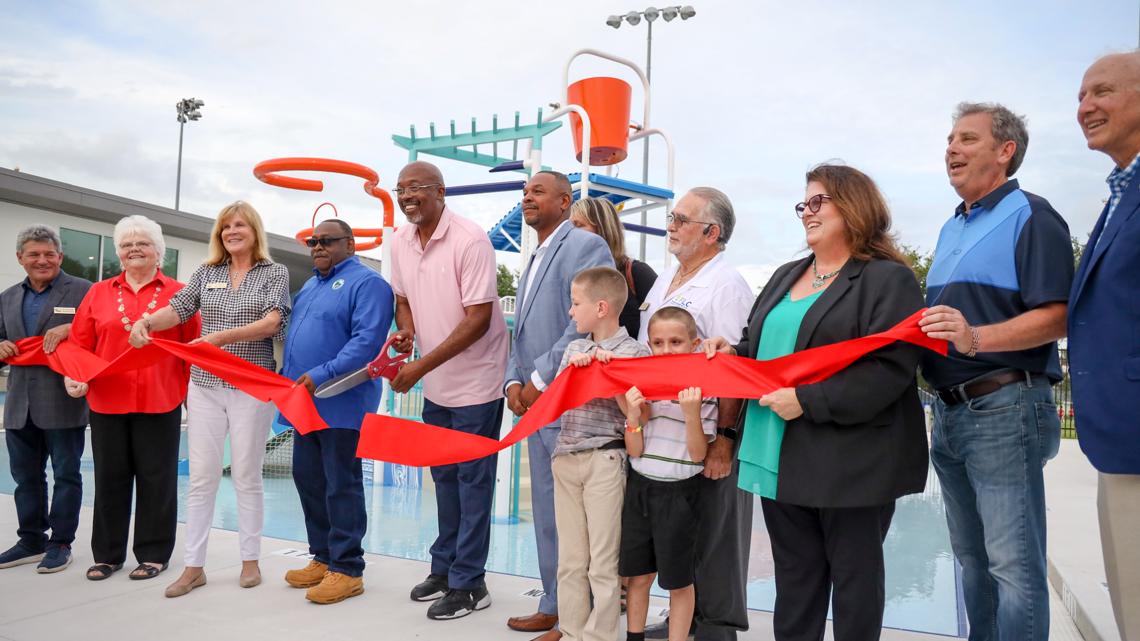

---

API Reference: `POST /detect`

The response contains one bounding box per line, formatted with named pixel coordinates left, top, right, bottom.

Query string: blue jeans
left=5, top=422, right=86, bottom=551
left=423, top=398, right=503, bottom=591
left=930, top=376, right=1061, bottom=641
left=292, top=427, right=367, bottom=577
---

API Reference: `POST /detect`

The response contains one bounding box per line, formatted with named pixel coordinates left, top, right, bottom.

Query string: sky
left=1, top=0, right=1136, bottom=288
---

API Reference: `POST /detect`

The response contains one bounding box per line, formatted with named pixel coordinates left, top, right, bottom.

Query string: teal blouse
left=737, top=289, right=824, bottom=499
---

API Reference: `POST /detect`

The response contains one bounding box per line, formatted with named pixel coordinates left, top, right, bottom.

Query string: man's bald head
left=396, top=161, right=447, bottom=226
left=1079, top=50, right=1140, bottom=167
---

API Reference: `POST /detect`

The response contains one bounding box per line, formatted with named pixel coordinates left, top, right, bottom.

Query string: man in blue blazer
left=503, top=171, right=614, bottom=640
left=1071, top=51, right=1140, bottom=641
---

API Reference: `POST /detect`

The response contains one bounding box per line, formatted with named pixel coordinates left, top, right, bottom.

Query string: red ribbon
left=355, top=309, right=946, bottom=466
left=4, top=309, right=944, bottom=467
left=5, top=336, right=327, bottom=432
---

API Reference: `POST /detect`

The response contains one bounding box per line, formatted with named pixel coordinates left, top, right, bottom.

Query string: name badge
left=638, top=302, right=650, bottom=311
left=53, top=306, right=76, bottom=315
left=205, top=282, right=228, bottom=289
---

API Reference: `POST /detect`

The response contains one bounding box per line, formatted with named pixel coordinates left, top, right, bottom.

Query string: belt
left=599, top=440, right=625, bottom=451
left=936, top=370, right=1034, bottom=406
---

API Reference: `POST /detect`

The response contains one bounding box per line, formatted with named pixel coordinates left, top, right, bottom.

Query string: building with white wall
left=0, top=167, right=380, bottom=290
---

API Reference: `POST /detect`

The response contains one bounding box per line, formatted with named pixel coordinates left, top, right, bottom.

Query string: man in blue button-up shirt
left=280, top=219, right=393, bottom=605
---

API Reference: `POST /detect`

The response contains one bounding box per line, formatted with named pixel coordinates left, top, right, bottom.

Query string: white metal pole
left=175, top=120, right=185, bottom=211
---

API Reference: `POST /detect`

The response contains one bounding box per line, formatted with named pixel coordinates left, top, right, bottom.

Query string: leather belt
left=599, top=439, right=626, bottom=451
left=936, top=370, right=1034, bottom=406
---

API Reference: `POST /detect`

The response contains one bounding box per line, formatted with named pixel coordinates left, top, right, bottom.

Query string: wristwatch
left=716, top=427, right=738, bottom=441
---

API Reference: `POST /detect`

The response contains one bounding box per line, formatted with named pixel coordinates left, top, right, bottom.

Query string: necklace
left=671, top=254, right=715, bottom=289
left=811, top=259, right=842, bottom=289
left=118, top=281, right=162, bottom=331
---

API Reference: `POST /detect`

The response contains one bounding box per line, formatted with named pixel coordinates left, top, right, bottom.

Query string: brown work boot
left=285, top=560, right=328, bottom=588
left=306, top=571, right=364, bottom=604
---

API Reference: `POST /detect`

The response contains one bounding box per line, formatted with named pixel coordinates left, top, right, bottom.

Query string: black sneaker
left=36, top=544, right=72, bottom=574
left=644, top=616, right=696, bottom=640
left=0, top=542, right=44, bottom=569
left=410, top=573, right=449, bottom=602
left=426, top=585, right=491, bottom=620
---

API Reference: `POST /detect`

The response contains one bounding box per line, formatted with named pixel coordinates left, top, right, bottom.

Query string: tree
left=902, top=244, right=934, bottom=299
left=1071, top=235, right=1085, bottom=270
left=497, top=263, right=517, bottom=297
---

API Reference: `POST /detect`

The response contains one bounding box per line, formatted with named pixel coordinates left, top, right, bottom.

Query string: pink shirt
left=390, top=207, right=508, bottom=407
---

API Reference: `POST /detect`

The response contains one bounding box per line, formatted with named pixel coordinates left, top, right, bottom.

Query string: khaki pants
left=552, top=448, right=626, bottom=641
left=1099, top=472, right=1140, bottom=641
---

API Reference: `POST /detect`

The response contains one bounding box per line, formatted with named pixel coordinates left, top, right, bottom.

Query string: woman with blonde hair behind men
left=129, top=201, right=291, bottom=597
left=569, top=198, right=657, bottom=338
left=67, top=215, right=200, bottom=582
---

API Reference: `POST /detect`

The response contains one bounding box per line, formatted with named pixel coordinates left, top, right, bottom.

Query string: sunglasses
left=794, top=194, right=833, bottom=218
left=305, top=236, right=350, bottom=248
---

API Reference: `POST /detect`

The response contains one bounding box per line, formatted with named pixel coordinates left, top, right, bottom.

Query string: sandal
left=129, top=562, right=169, bottom=580
left=86, top=563, right=123, bottom=581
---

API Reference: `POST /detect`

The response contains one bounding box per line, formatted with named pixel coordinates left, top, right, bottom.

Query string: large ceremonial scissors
left=313, top=335, right=410, bottom=398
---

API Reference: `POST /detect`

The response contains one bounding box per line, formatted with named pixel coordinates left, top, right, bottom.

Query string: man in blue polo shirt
left=919, top=102, right=1072, bottom=641
left=281, top=219, right=393, bottom=604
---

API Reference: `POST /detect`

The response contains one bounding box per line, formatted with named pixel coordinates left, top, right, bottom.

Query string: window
left=60, top=228, right=100, bottom=282
left=61, top=228, right=180, bottom=282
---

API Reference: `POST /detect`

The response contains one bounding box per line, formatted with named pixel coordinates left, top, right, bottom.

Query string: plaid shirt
left=553, top=327, right=651, bottom=457
left=1105, top=153, right=1140, bottom=227
left=169, top=259, right=291, bottom=389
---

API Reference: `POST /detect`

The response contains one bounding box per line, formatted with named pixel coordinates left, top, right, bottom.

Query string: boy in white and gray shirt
left=620, top=306, right=718, bottom=641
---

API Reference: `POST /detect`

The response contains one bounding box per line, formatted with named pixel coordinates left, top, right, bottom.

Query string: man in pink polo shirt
left=389, top=161, right=509, bottom=621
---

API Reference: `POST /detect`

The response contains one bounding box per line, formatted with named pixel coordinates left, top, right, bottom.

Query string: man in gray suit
left=0, top=225, right=91, bottom=573
left=504, top=171, right=614, bottom=641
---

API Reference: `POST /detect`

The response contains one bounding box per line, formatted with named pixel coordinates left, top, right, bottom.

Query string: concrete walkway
left=1046, top=440, right=1122, bottom=641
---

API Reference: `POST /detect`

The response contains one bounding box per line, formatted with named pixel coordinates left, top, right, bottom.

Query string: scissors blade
left=313, top=367, right=372, bottom=398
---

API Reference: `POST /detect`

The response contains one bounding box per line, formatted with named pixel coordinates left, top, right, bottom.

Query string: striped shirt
left=631, top=398, right=718, bottom=481
left=168, top=259, right=291, bottom=389
left=553, top=327, right=651, bottom=457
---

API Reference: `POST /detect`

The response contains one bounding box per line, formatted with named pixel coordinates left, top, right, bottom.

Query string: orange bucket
left=567, top=76, right=632, bottom=166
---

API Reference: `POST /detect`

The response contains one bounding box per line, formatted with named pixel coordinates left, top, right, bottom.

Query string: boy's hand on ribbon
left=678, top=386, right=703, bottom=418
left=569, top=353, right=594, bottom=368
left=593, top=348, right=616, bottom=363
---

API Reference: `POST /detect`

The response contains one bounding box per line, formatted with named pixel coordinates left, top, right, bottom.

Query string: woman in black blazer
left=705, top=164, right=927, bottom=641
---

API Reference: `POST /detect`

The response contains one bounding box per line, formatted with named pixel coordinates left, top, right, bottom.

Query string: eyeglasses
left=392, top=183, right=441, bottom=197
left=304, top=236, right=350, bottom=248
left=794, top=194, right=833, bottom=218
left=665, top=212, right=716, bottom=231
left=118, top=241, right=154, bottom=250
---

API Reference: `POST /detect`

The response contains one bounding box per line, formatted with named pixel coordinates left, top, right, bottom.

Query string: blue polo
left=922, top=179, right=1073, bottom=388
left=281, top=256, right=394, bottom=430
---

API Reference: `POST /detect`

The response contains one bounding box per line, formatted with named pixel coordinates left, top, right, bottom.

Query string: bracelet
left=625, top=419, right=643, bottom=433
left=965, top=326, right=981, bottom=358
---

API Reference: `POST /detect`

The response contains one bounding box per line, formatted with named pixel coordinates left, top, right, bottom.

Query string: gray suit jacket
left=505, top=221, right=614, bottom=425
left=0, top=271, right=92, bottom=429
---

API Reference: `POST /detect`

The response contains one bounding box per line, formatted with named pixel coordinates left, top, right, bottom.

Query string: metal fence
left=919, top=347, right=1076, bottom=439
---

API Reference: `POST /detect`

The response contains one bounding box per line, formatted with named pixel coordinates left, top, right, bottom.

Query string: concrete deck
left=1046, top=439, right=1122, bottom=641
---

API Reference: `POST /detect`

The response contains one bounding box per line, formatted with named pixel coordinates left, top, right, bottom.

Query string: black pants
left=693, top=460, right=754, bottom=641
left=89, top=408, right=181, bottom=565
left=762, top=498, right=896, bottom=641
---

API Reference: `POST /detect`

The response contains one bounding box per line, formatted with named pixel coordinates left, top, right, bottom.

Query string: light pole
left=607, top=5, right=695, bottom=260
left=175, top=98, right=204, bottom=211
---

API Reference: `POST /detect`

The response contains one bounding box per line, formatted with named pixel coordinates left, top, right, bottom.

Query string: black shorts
left=618, top=467, right=702, bottom=590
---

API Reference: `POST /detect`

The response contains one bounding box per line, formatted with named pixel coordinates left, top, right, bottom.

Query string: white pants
left=183, top=384, right=274, bottom=567
left=1099, top=472, right=1140, bottom=641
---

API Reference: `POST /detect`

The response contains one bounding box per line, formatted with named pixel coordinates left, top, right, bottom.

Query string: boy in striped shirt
left=620, top=307, right=718, bottom=641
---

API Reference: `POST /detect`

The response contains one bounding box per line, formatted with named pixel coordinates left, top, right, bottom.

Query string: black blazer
left=733, top=255, right=927, bottom=508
